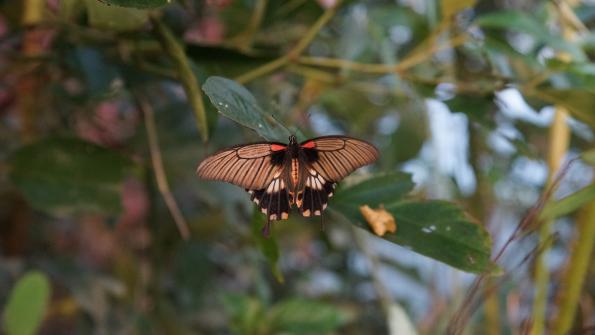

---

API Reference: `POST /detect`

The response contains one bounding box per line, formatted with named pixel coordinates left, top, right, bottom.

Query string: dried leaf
left=359, top=205, right=397, bottom=236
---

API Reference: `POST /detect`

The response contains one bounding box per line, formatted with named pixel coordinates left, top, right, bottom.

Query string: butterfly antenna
left=320, top=213, right=325, bottom=232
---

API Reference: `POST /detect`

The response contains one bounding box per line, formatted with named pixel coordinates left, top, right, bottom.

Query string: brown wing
left=300, top=136, right=379, bottom=182
left=196, top=142, right=286, bottom=190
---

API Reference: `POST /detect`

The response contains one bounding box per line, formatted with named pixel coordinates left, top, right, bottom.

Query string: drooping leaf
left=84, top=0, right=149, bottom=31
left=540, top=184, right=595, bottom=220
left=9, top=137, right=135, bottom=215
left=475, top=10, right=586, bottom=61
left=202, top=76, right=291, bottom=142
left=2, top=271, right=51, bottom=335
left=268, top=299, right=348, bottom=334
left=251, top=210, right=284, bottom=283
left=333, top=174, right=493, bottom=273
left=93, top=0, right=169, bottom=9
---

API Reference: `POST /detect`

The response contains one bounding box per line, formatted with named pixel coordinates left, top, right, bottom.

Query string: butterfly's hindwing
left=248, top=177, right=290, bottom=221
left=298, top=168, right=336, bottom=217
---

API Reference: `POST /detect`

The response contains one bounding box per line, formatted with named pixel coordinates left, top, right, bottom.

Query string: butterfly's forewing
left=196, top=142, right=285, bottom=190
left=297, top=136, right=379, bottom=217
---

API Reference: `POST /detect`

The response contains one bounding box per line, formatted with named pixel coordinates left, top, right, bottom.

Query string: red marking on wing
left=301, top=141, right=316, bottom=149
left=270, top=144, right=287, bottom=151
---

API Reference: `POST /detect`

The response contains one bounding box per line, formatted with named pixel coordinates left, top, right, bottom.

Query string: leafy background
left=0, top=0, right=594, bottom=334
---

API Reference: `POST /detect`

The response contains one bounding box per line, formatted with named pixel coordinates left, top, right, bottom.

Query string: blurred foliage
left=1, top=0, right=595, bottom=334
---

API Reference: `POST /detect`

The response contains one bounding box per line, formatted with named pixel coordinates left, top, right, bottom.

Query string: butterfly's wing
left=297, top=136, right=379, bottom=217
left=196, top=142, right=291, bottom=231
left=196, top=142, right=286, bottom=190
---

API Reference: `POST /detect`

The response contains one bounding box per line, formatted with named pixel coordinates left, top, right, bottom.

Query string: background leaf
left=202, top=76, right=291, bottom=142
left=268, top=298, right=348, bottom=334
left=9, top=137, right=135, bottom=215
left=2, top=271, right=51, bottom=335
left=540, top=184, right=595, bottom=220
left=84, top=0, right=149, bottom=31
left=475, top=10, right=586, bottom=60
left=251, top=210, right=284, bottom=283
left=98, top=0, right=169, bottom=9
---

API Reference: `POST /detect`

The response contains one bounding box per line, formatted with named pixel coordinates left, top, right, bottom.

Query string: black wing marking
left=297, top=167, right=336, bottom=217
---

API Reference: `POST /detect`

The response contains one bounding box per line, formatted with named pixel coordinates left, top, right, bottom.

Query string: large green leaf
left=93, top=0, right=168, bottom=9
left=268, top=299, right=347, bottom=334
left=9, top=137, right=135, bottom=215
left=333, top=174, right=493, bottom=273
left=475, top=10, right=586, bottom=61
left=202, top=76, right=291, bottom=142
left=2, top=271, right=51, bottom=335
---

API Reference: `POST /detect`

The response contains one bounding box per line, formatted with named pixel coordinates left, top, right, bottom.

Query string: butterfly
left=196, top=135, right=379, bottom=236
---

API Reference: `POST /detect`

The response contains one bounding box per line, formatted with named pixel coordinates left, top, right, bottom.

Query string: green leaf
left=268, top=299, right=347, bottom=334
left=84, top=0, right=149, bottom=31
left=441, top=0, right=476, bottom=19
left=540, top=184, right=595, bottom=220
left=527, top=88, right=595, bottom=128
left=334, top=174, right=492, bottom=273
left=202, top=76, right=291, bottom=142
left=333, top=172, right=414, bottom=208
left=475, top=10, right=586, bottom=61
left=2, top=271, right=51, bottom=335
left=94, top=0, right=169, bottom=9
left=333, top=173, right=492, bottom=273
left=251, top=210, right=284, bottom=283
left=9, top=137, right=135, bottom=215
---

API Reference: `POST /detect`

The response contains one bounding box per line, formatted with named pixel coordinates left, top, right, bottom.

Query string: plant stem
left=552, top=196, right=595, bottom=334
left=138, top=98, right=191, bottom=241
left=151, top=15, right=208, bottom=142
left=531, top=0, right=577, bottom=330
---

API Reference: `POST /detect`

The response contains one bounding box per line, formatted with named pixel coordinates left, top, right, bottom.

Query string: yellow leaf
left=359, top=205, right=397, bottom=237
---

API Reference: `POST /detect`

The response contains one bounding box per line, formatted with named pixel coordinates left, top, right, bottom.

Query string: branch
left=234, top=1, right=342, bottom=84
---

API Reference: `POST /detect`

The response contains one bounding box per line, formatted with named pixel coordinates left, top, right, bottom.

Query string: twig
left=447, top=159, right=574, bottom=334
left=296, top=33, right=468, bottom=75
left=234, top=1, right=342, bottom=84
left=138, top=97, right=191, bottom=240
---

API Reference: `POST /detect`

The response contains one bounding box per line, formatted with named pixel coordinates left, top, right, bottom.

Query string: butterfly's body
left=197, top=135, right=378, bottom=236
